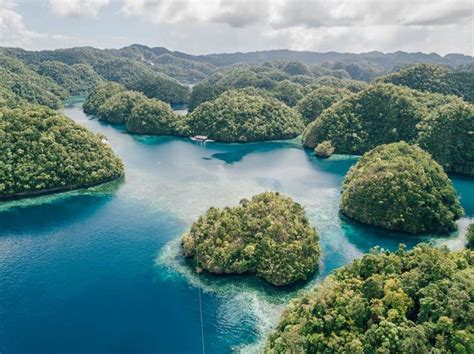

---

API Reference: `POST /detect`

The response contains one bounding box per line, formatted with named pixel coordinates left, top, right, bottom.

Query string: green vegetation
left=98, top=90, right=147, bottom=124
left=303, top=84, right=432, bottom=152
left=186, top=90, right=304, bottom=142
left=83, top=86, right=184, bottom=135
left=0, top=55, right=67, bottom=109
left=417, top=100, right=474, bottom=176
left=93, top=58, right=190, bottom=105
left=340, top=142, right=463, bottom=234
left=282, top=61, right=310, bottom=76
left=37, top=61, right=102, bottom=95
left=272, top=80, right=305, bottom=107
left=82, top=82, right=126, bottom=116
left=303, top=83, right=474, bottom=175
left=182, top=192, right=320, bottom=286
left=126, top=99, right=182, bottom=135
left=266, top=244, right=474, bottom=353
left=467, top=224, right=474, bottom=250
left=296, top=86, right=350, bottom=124
left=0, top=105, right=124, bottom=199
left=310, top=76, right=368, bottom=93
left=314, top=141, right=335, bottom=158
left=377, top=63, right=474, bottom=104
left=188, top=65, right=312, bottom=111
left=150, top=53, right=216, bottom=84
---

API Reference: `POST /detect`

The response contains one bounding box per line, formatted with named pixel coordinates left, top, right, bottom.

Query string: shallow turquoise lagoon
left=0, top=100, right=472, bottom=353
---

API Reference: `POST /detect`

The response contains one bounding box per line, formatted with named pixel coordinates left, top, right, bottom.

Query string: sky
left=0, top=0, right=473, bottom=55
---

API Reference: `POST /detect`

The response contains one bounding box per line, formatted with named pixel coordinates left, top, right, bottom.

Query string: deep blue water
left=0, top=100, right=472, bottom=354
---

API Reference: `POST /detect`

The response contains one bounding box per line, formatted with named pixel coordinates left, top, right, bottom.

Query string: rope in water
left=197, top=262, right=206, bottom=354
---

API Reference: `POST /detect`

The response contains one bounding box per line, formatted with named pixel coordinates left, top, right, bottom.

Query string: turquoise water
left=0, top=100, right=472, bottom=354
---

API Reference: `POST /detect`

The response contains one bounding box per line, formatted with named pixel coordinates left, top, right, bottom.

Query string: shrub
left=314, top=141, right=335, bottom=158
left=467, top=224, right=474, bottom=250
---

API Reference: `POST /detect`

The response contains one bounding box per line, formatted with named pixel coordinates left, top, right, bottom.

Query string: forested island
left=0, top=105, right=124, bottom=200
left=182, top=192, right=320, bottom=286
left=185, top=90, right=304, bottom=142
left=340, top=142, right=463, bottom=233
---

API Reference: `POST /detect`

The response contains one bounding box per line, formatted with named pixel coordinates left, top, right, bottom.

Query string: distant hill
left=195, top=49, right=473, bottom=69
left=117, top=44, right=473, bottom=72
left=1, top=44, right=472, bottom=85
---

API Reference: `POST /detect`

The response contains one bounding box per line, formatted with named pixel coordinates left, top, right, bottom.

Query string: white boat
left=190, top=135, right=214, bottom=143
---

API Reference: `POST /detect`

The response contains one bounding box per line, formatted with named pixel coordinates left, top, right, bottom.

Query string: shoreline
left=0, top=175, right=123, bottom=202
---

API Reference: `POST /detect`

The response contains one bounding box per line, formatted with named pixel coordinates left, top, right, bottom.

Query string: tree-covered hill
left=82, top=82, right=126, bottom=116
left=0, top=105, right=124, bottom=200
left=187, top=61, right=372, bottom=112
left=2, top=45, right=470, bottom=103
left=377, top=63, right=474, bottom=104
left=186, top=90, right=304, bottom=142
left=93, top=58, right=190, bottom=105
left=36, top=61, right=102, bottom=96
left=188, top=64, right=316, bottom=111
left=303, top=83, right=474, bottom=175
left=266, top=244, right=473, bottom=353
left=0, top=55, right=67, bottom=109
left=198, top=49, right=473, bottom=69
left=0, top=47, right=190, bottom=105
left=296, top=86, right=351, bottom=125
left=182, top=192, right=320, bottom=286
left=125, top=98, right=182, bottom=135
left=340, top=142, right=463, bottom=234
left=83, top=85, right=184, bottom=136
left=97, top=90, right=147, bottom=125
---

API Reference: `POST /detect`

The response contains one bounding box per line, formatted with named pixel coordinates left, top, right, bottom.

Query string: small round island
left=340, top=142, right=463, bottom=234
left=182, top=192, right=320, bottom=286
left=185, top=90, right=304, bottom=143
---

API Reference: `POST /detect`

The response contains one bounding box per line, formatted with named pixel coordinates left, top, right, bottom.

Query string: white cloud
left=49, top=0, right=109, bottom=17
left=121, top=0, right=274, bottom=27
left=119, top=0, right=473, bottom=55
left=0, top=0, right=74, bottom=49
left=0, top=0, right=45, bottom=46
left=121, top=0, right=472, bottom=28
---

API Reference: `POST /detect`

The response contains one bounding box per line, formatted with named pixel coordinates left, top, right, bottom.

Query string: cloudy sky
left=0, top=0, right=472, bottom=55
